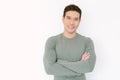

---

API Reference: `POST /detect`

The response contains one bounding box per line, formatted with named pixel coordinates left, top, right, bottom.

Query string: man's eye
left=66, top=16, right=70, bottom=19
left=75, top=18, right=78, bottom=21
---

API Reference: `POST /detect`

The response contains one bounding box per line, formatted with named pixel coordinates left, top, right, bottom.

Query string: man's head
left=62, top=4, right=82, bottom=34
left=63, top=4, right=82, bottom=19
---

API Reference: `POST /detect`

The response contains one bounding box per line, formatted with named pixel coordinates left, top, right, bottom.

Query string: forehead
left=65, top=11, right=80, bottom=18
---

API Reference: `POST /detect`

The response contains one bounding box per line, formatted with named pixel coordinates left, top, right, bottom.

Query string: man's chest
left=55, top=40, right=86, bottom=61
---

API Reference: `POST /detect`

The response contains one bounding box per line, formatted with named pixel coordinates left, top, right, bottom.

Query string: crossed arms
left=43, top=37, right=96, bottom=76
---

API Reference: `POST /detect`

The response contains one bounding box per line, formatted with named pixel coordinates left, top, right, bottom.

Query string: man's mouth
left=68, top=25, right=74, bottom=29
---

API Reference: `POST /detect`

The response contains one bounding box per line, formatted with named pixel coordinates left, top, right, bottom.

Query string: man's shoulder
left=46, top=33, right=61, bottom=43
left=77, top=33, right=93, bottom=44
left=78, top=33, right=91, bottom=40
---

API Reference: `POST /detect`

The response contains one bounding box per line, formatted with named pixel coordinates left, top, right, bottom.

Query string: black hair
left=63, top=4, right=82, bottom=19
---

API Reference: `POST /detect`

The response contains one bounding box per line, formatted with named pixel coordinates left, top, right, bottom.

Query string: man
left=43, top=4, right=96, bottom=80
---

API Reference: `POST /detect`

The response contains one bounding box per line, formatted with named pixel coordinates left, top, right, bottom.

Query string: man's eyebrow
left=66, top=15, right=70, bottom=17
left=65, top=16, right=71, bottom=19
left=74, top=17, right=79, bottom=19
left=66, top=15, right=79, bottom=19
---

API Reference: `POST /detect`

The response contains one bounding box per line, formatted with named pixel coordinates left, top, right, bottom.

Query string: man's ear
left=62, top=16, right=64, bottom=23
left=79, top=19, right=81, bottom=22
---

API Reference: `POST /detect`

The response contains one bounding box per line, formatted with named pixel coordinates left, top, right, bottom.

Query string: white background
left=0, top=0, right=120, bottom=80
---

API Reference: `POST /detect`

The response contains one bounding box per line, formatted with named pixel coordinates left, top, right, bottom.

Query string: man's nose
left=70, top=20, right=74, bottom=25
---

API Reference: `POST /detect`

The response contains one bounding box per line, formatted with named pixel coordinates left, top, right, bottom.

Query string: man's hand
left=80, top=52, right=90, bottom=61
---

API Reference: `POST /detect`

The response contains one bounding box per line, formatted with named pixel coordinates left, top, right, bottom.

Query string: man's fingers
left=81, top=52, right=90, bottom=61
left=80, top=52, right=90, bottom=61
left=84, top=52, right=90, bottom=57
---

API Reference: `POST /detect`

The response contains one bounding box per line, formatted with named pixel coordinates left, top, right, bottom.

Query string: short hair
left=63, top=4, right=82, bottom=19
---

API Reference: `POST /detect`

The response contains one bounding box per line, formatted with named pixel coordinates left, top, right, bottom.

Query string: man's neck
left=63, top=31, right=77, bottom=38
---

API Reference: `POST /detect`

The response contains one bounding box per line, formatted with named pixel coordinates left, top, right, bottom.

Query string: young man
left=43, top=4, right=96, bottom=80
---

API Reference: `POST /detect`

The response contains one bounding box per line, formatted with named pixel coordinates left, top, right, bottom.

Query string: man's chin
left=64, top=29, right=76, bottom=34
left=67, top=31, right=76, bottom=34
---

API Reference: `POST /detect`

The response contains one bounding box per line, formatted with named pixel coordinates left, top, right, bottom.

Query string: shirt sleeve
left=57, top=38, right=96, bottom=74
left=43, top=37, right=82, bottom=76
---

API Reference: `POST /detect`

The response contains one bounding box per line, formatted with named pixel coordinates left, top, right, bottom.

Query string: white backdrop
left=0, top=0, right=120, bottom=80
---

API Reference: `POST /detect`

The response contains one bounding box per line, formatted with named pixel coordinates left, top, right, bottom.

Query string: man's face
left=62, top=11, right=80, bottom=34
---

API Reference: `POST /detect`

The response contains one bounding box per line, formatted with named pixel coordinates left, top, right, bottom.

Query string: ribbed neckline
left=61, top=33, right=79, bottom=40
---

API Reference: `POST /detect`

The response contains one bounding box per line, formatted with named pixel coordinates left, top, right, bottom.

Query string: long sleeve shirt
left=43, top=33, right=96, bottom=80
